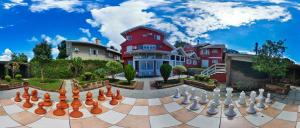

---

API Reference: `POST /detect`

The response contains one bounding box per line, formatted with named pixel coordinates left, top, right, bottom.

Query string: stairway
left=201, top=63, right=226, bottom=83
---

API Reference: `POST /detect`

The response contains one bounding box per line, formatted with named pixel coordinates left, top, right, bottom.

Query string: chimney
left=95, top=38, right=100, bottom=45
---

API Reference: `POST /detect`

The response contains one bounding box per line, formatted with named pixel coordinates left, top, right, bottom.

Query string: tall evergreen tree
left=32, top=40, right=52, bottom=81
left=57, top=41, right=68, bottom=59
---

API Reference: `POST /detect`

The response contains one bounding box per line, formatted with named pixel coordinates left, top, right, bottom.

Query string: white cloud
left=3, top=0, right=28, bottom=9
left=78, top=37, right=89, bottom=42
left=40, top=34, right=66, bottom=45
left=86, top=19, right=99, bottom=27
left=238, top=50, right=256, bottom=55
left=0, top=49, right=13, bottom=61
left=79, top=27, right=91, bottom=37
left=51, top=47, right=59, bottom=58
left=27, top=36, right=38, bottom=42
left=89, top=0, right=169, bottom=50
left=30, top=0, right=83, bottom=12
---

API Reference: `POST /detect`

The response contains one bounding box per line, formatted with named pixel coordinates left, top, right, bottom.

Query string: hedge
left=30, top=59, right=107, bottom=79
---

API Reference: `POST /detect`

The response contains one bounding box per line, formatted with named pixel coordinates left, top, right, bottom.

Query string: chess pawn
left=212, top=88, right=220, bottom=106
left=43, top=93, right=52, bottom=107
left=70, top=104, right=83, bottom=118
left=190, top=99, right=200, bottom=110
left=35, top=102, right=47, bottom=115
left=53, top=103, right=65, bottom=116
left=22, top=84, right=29, bottom=98
left=14, top=91, right=22, bottom=102
left=225, top=104, right=237, bottom=117
left=207, top=102, right=218, bottom=115
left=247, top=101, right=256, bottom=114
left=249, top=91, right=256, bottom=103
left=238, top=91, right=246, bottom=106
left=173, top=88, right=181, bottom=98
left=190, top=89, right=197, bottom=100
left=85, top=91, right=94, bottom=105
left=91, top=101, right=102, bottom=114
left=199, top=91, right=209, bottom=104
left=31, top=90, right=39, bottom=101
left=224, top=93, right=232, bottom=106
left=181, top=93, right=190, bottom=105
left=106, top=85, right=113, bottom=97
left=116, top=90, right=122, bottom=100
left=256, top=97, right=265, bottom=109
left=265, top=93, right=272, bottom=104
left=23, top=95, right=33, bottom=108
left=110, top=94, right=118, bottom=105
left=98, top=89, right=106, bottom=101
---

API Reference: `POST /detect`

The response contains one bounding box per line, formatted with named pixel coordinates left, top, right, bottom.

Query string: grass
left=27, top=78, right=62, bottom=91
left=0, top=79, right=23, bottom=85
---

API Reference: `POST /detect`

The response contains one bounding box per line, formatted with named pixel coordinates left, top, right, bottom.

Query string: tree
left=11, top=53, right=28, bottom=63
left=174, top=41, right=188, bottom=48
left=11, top=62, right=20, bottom=79
left=252, top=40, right=293, bottom=84
left=70, top=57, right=83, bottom=77
left=32, top=40, right=52, bottom=81
left=124, top=65, right=136, bottom=84
left=173, top=65, right=187, bottom=79
left=57, top=41, right=68, bottom=59
left=106, top=61, right=123, bottom=80
left=94, top=68, right=108, bottom=78
left=160, top=63, right=172, bottom=82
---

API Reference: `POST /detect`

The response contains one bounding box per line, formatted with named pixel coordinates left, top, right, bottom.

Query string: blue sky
left=0, top=0, right=299, bottom=63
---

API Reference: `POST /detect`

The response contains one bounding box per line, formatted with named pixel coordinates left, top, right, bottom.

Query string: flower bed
left=72, top=79, right=104, bottom=91
left=184, top=79, right=216, bottom=90
left=0, top=79, right=25, bottom=90
left=151, top=79, right=183, bottom=89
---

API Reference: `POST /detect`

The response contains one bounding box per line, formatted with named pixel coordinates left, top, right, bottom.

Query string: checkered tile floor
left=0, top=93, right=300, bottom=128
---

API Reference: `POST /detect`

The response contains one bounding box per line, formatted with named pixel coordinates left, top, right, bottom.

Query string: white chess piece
left=225, top=104, right=237, bottom=117
left=256, top=96, right=265, bottom=109
left=199, top=91, right=209, bottom=104
left=238, top=91, right=246, bottom=106
left=212, top=88, right=220, bottom=106
left=190, top=89, right=197, bottom=100
left=249, top=91, right=256, bottom=103
left=265, top=93, right=272, bottom=104
left=207, top=102, right=218, bottom=115
left=173, top=88, right=181, bottom=98
left=190, top=99, right=200, bottom=110
left=247, top=101, right=256, bottom=114
left=181, top=93, right=190, bottom=105
left=224, top=87, right=233, bottom=106
left=256, top=88, right=265, bottom=100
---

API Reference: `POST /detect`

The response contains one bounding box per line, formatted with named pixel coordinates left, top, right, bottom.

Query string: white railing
left=201, top=63, right=226, bottom=76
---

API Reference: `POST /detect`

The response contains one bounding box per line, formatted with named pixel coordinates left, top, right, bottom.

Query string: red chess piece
left=85, top=91, right=94, bottom=105
left=98, top=89, right=106, bottom=101
left=70, top=104, right=83, bottom=118
left=43, top=93, right=52, bottom=107
left=106, top=85, right=113, bottom=97
left=53, top=103, right=65, bottom=116
left=23, top=95, right=33, bottom=108
left=58, top=88, right=69, bottom=109
left=22, top=82, right=29, bottom=98
left=104, top=80, right=109, bottom=86
left=109, top=94, right=118, bottom=105
left=31, top=90, right=39, bottom=101
left=35, top=102, right=47, bottom=115
left=14, top=91, right=22, bottom=102
left=116, top=89, right=122, bottom=100
left=91, top=101, right=102, bottom=114
left=71, top=87, right=82, bottom=107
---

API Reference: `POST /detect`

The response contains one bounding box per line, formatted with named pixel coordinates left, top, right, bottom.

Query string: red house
left=184, top=43, right=225, bottom=68
left=120, top=26, right=186, bottom=77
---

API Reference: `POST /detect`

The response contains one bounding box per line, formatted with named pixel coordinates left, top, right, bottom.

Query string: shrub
left=94, top=68, right=107, bottom=78
left=160, top=63, right=172, bottom=82
left=15, top=74, right=22, bottom=80
left=83, top=72, right=94, bottom=81
left=124, top=65, right=136, bottom=84
left=195, top=74, right=210, bottom=82
left=5, top=75, right=11, bottom=82
left=173, top=65, right=187, bottom=79
left=106, top=61, right=123, bottom=80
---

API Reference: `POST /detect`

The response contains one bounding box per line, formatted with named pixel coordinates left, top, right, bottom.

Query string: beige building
left=64, top=39, right=121, bottom=61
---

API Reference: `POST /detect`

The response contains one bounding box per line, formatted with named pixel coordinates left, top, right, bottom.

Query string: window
left=74, top=48, right=80, bottom=53
left=181, top=57, right=184, bottom=61
left=193, top=60, right=197, bottom=65
left=142, top=45, right=156, bottom=50
left=212, top=49, right=218, bottom=54
left=176, top=56, right=180, bottom=61
left=126, top=35, right=132, bottom=40
left=127, top=46, right=133, bottom=52
left=108, top=52, right=113, bottom=57
left=171, top=55, right=175, bottom=60
left=154, top=35, right=161, bottom=40
left=212, top=59, right=219, bottom=64
left=202, top=49, right=209, bottom=55
left=187, top=59, right=192, bottom=64
left=93, top=49, right=97, bottom=55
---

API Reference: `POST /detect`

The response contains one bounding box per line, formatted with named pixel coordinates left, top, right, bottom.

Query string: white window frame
left=154, top=35, right=161, bottom=40
left=212, top=59, right=219, bottom=64
left=127, top=46, right=133, bottom=52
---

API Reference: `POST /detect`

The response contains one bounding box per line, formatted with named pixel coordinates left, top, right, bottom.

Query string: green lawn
left=27, top=78, right=62, bottom=91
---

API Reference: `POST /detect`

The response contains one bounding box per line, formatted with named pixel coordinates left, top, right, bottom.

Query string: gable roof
left=121, top=25, right=167, bottom=37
